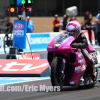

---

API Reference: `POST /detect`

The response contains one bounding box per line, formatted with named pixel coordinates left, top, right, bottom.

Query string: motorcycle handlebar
left=72, top=48, right=82, bottom=52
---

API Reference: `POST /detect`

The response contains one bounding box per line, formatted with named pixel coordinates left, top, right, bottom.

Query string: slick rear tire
left=51, top=57, right=64, bottom=91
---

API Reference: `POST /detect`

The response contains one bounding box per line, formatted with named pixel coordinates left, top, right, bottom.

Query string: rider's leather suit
left=70, top=32, right=96, bottom=81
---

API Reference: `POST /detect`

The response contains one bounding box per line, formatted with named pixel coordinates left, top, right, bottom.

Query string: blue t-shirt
left=61, top=19, right=63, bottom=29
left=27, top=20, right=34, bottom=33
left=61, top=19, right=69, bottom=30
left=96, top=13, right=100, bottom=32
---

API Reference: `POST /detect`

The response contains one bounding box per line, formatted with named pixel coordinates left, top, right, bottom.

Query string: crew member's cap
left=55, top=14, right=58, bottom=17
left=27, top=16, right=30, bottom=19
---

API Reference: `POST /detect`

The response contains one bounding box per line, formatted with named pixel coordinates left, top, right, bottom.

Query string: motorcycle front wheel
left=51, top=57, right=64, bottom=91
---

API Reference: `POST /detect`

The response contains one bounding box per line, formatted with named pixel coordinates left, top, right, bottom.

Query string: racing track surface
left=0, top=51, right=100, bottom=100
left=0, top=79, right=100, bottom=100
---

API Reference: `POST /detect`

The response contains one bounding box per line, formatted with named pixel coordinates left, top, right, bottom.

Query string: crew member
left=6, top=19, right=13, bottom=33
left=26, top=16, right=34, bottom=33
left=53, top=14, right=62, bottom=32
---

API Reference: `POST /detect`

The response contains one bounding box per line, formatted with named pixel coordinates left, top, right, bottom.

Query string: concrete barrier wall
left=0, top=31, right=96, bottom=54
left=0, top=32, right=61, bottom=54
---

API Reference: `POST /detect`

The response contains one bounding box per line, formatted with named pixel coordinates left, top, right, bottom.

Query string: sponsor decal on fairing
left=75, top=66, right=81, bottom=73
left=78, top=59, right=84, bottom=63
left=81, top=65, right=86, bottom=71
left=70, top=81, right=75, bottom=84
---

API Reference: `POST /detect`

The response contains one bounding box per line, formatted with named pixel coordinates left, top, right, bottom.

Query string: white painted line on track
left=0, top=77, right=50, bottom=86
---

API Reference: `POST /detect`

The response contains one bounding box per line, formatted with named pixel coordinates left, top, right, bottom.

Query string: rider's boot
left=91, top=73, right=96, bottom=84
left=88, top=59, right=96, bottom=84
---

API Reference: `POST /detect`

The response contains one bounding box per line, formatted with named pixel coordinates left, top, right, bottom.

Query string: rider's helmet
left=66, top=21, right=81, bottom=38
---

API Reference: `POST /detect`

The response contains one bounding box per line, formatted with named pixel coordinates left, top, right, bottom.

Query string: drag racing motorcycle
left=47, top=33, right=100, bottom=90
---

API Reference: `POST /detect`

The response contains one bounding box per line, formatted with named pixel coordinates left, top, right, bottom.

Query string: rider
left=66, top=21, right=96, bottom=83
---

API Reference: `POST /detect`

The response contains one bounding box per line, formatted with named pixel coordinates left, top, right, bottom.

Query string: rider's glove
left=70, top=43, right=79, bottom=48
left=71, top=43, right=82, bottom=48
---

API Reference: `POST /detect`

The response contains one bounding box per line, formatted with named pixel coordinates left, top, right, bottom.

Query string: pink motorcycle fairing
left=47, top=34, right=75, bottom=52
left=47, top=33, right=88, bottom=85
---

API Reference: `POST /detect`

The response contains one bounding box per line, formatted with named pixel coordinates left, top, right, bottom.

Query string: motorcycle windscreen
left=55, top=34, right=68, bottom=43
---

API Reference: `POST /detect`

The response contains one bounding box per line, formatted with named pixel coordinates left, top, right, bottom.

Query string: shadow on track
left=62, top=85, right=93, bottom=92
left=40, top=82, right=100, bottom=93
left=61, top=81, right=100, bottom=92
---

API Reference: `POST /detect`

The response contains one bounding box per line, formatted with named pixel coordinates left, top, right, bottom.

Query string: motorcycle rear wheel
left=51, top=57, right=64, bottom=91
